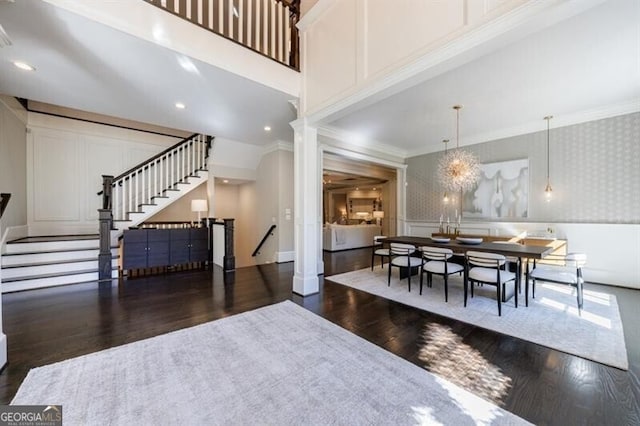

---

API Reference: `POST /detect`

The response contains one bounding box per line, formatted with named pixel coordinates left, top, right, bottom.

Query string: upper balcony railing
left=145, top=0, right=300, bottom=70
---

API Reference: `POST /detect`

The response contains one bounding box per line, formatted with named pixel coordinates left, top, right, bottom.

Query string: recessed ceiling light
left=223, top=179, right=229, bottom=183
left=264, top=126, right=271, bottom=132
left=13, top=61, right=35, bottom=71
left=175, top=102, right=186, bottom=109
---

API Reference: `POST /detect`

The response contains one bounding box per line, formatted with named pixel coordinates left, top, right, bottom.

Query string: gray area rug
left=12, top=301, right=529, bottom=425
left=327, top=268, right=628, bottom=370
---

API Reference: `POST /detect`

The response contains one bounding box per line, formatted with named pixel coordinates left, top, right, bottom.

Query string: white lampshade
left=373, top=211, right=384, bottom=219
left=191, top=199, right=208, bottom=213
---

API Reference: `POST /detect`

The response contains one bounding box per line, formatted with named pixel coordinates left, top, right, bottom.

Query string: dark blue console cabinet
left=122, top=228, right=208, bottom=271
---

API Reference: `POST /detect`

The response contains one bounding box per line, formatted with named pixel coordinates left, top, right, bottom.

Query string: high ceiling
left=0, top=0, right=637, bottom=156
left=328, top=0, right=639, bottom=157
left=0, top=0, right=297, bottom=145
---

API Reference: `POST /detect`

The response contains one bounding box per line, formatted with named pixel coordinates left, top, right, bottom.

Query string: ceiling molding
left=318, top=125, right=408, bottom=160
left=296, top=0, right=338, bottom=31
left=302, top=0, right=605, bottom=126
left=321, top=145, right=407, bottom=171
left=262, top=140, right=294, bottom=156
left=405, top=100, right=640, bottom=158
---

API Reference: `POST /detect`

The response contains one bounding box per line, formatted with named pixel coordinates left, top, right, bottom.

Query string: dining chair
left=529, top=253, right=587, bottom=313
left=388, top=243, right=423, bottom=292
left=492, top=241, right=523, bottom=297
left=464, top=250, right=517, bottom=316
left=371, top=235, right=390, bottom=270
left=419, top=247, right=464, bottom=302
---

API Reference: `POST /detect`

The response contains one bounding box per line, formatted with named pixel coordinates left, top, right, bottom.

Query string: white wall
left=255, top=148, right=295, bottom=264
left=26, top=113, right=181, bottom=235
left=299, top=0, right=527, bottom=115
left=45, top=0, right=299, bottom=97
left=0, top=97, right=28, bottom=245
left=236, top=182, right=258, bottom=268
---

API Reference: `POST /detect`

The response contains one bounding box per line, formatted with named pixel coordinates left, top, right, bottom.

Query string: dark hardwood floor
left=1, top=248, right=638, bottom=425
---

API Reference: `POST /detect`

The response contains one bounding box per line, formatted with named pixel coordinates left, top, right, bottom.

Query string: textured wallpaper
left=406, top=112, right=640, bottom=223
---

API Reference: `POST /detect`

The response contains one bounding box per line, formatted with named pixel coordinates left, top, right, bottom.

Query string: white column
left=207, top=154, right=216, bottom=218
left=292, top=120, right=320, bottom=296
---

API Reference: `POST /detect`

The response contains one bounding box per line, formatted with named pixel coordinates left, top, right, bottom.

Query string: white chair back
left=420, top=247, right=453, bottom=261
left=466, top=250, right=506, bottom=268
left=390, top=243, right=416, bottom=256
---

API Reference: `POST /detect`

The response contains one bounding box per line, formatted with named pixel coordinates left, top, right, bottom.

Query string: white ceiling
left=0, top=0, right=637, bottom=156
left=328, top=0, right=640, bottom=157
left=0, top=0, right=297, bottom=145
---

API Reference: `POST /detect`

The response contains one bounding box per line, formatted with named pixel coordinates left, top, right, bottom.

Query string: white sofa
left=323, top=224, right=382, bottom=252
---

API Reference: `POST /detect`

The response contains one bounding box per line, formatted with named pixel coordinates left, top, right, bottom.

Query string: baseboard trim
left=276, top=251, right=295, bottom=263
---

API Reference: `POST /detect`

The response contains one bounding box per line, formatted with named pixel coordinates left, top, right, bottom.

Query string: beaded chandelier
left=437, top=105, right=480, bottom=193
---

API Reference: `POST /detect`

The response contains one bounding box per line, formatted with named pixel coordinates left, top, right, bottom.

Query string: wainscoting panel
left=84, top=136, right=123, bottom=221
left=27, top=114, right=179, bottom=235
left=406, top=220, right=640, bottom=289
left=303, top=0, right=358, bottom=113
left=364, top=0, right=465, bottom=79
left=33, top=132, right=80, bottom=222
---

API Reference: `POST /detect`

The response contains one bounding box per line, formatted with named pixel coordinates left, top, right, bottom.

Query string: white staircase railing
left=145, top=0, right=300, bottom=69
left=100, top=133, right=212, bottom=222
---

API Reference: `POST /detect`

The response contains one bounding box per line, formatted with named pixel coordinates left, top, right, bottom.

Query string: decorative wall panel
left=33, top=133, right=80, bottom=221
left=407, top=112, right=640, bottom=224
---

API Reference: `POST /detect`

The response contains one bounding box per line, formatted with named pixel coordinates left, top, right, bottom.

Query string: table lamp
left=191, top=199, right=208, bottom=225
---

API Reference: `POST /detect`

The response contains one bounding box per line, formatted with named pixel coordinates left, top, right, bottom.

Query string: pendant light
left=437, top=105, right=480, bottom=193
left=544, top=115, right=553, bottom=202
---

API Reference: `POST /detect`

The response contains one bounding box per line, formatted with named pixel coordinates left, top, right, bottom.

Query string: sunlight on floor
left=538, top=297, right=612, bottom=329
left=434, top=376, right=505, bottom=426
left=541, top=283, right=612, bottom=306
left=418, top=323, right=512, bottom=405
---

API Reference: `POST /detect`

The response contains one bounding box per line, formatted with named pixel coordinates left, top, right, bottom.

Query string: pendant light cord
left=545, top=115, right=553, bottom=184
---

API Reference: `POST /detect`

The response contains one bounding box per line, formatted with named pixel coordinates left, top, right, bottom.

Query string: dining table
left=383, top=235, right=556, bottom=306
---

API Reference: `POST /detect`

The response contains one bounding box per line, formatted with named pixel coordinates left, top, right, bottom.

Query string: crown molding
left=405, top=100, right=640, bottom=158
left=262, top=140, right=294, bottom=156
left=296, top=0, right=337, bottom=31
left=302, top=0, right=606, bottom=126
left=321, top=145, right=407, bottom=171
left=318, top=125, right=408, bottom=161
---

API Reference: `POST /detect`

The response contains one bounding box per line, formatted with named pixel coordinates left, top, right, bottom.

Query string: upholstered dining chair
left=492, top=241, right=523, bottom=297
left=388, top=243, right=423, bottom=292
left=371, top=235, right=390, bottom=270
left=465, top=251, right=517, bottom=316
left=419, top=247, right=464, bottom=302
left=529, top=253, right=587, bottom=313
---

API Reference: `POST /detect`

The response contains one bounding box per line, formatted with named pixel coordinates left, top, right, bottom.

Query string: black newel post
left=223, top=218, right=235, bottom=272
left=98, top=209, right=113, bottom=281
left=101, top=175, right=114, bottom=210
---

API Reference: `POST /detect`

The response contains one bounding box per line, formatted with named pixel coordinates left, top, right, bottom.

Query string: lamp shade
left=191, top=199, right=208, bottom=213
left=373, top=211, right=384, bottom=219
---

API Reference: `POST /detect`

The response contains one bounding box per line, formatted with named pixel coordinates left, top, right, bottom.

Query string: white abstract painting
left=463, top=159, right=529, bottom=218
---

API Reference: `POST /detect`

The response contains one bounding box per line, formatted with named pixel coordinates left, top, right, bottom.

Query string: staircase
left=0, top=133, right=213, bottom=293
left=103, top=133, right=212, bottom=240
left=1, top=236, right=119, bottom=293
